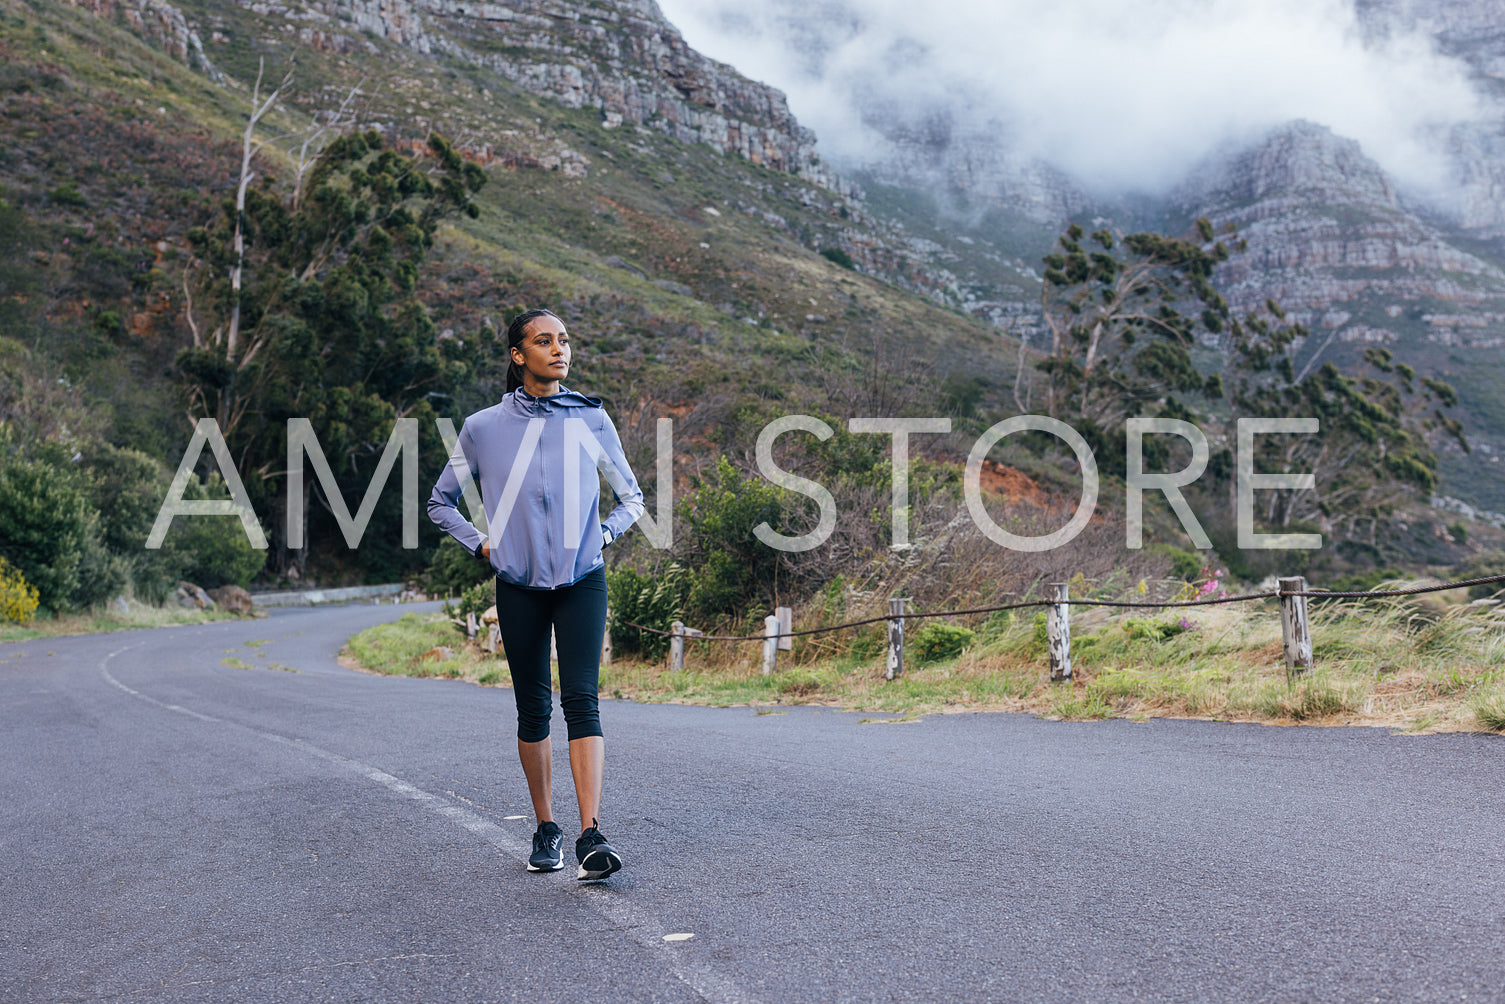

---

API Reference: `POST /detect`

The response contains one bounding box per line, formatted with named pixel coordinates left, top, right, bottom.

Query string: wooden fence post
left=1048, top=582, right=1071, bottom=681
left=465, top=612, right=477, bottom=642
left=762, top=615, right=780, bottom=675
left=670, top=621, right=685, bottom=673
left=777, top=605, right=793, bottom=652
left=1279, top=576, right=1312, bottom=681
left=887, top=597, right=906, bottom=681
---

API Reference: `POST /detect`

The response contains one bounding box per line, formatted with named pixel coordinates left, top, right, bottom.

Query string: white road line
left=100, top=643, right=752, bottom=1004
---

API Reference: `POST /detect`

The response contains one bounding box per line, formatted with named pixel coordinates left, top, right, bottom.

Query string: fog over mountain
left=655, top=0, right=1493, bottom=203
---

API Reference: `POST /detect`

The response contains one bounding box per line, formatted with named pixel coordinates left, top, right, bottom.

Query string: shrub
left=1456, top=551, right=1505, bottom=601
left=69, top=519, right=129, bottom=610
left=156, top=474, right=268, bottom=590
left=455, top=581, right=493, bottom=620
left=606, top=563, right=687, bottom=660
left=50, top=182, right=87, bottom=208
left=0, top=456, right=90, bottom=612
left=82, top=444, right=167, bottom=553
left=0, top=556, right=39, bottom=623
left=425, top=535, right=492, bottom=596
left=678, top=457, right=783, bottom=622
left=820, top=247, right=855, bottom=270
left=1148, top=543, right=1202, bottom=582
left=911, top=622, right=976, bottom=664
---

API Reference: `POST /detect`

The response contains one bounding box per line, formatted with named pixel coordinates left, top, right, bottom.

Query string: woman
left=428, top=308, right=644, bottom=880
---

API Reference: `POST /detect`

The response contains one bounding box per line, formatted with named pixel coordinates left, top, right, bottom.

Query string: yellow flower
left=0, top=557, right=40, bottom=625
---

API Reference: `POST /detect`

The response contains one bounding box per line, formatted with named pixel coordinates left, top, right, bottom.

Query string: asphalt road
left=2, top=602, right=1503, bottom=1003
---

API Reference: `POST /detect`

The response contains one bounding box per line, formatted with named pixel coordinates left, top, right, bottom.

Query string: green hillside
left=2, top=0, right=1023, bottom=426
left=0, top=0, right=1033, bottom=594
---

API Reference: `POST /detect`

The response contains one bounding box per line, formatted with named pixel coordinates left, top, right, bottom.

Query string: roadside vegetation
left=344, top=577, right=1505, bottom=734
left=0, top=598, right=240, bottom=643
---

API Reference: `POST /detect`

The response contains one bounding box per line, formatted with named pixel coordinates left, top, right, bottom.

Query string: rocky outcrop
left=63, top=0, right=850, bottom=193
left=1175, top=121, right=1505, bottom=349
left=60, top=0, right=224, bottom=81
left=1355, top=0, right=1505, bottom=234
left=1178, top=120, right=1398, bottom=210
left=862, top=115, right=1092, bottom=226
left=243, top=0, right=851, bottom=192
left=174, top=581, right=215, bottom=609
left=207, top=584, right=255, bottom=615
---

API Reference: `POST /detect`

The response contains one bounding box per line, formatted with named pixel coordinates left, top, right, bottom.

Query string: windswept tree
left=177, top=118, right=492, bottom=578
left=1037, top=218, right=1292, bottom=432
left=1036, top=218, right=1464, bottom=543
left=1229, top=346, right=1465, bottom=541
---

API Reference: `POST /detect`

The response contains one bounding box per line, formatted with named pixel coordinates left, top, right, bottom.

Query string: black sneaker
left=575, top=819, right=622, bottom=881
left=528, top=820, right=564, bottom=872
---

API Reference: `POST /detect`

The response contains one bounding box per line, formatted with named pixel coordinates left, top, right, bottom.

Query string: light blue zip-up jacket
left=427, top=386, right=645, bottom=590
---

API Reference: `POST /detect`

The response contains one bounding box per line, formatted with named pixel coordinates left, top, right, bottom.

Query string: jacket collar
left=509, top=384, right=603, bottom=412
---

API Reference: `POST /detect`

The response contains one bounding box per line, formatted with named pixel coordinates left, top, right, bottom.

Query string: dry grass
left=342, top=588, right=1505, bottom=734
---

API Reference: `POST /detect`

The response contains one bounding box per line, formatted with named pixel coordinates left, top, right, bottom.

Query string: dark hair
left=504, top=308, right=561, bottom=394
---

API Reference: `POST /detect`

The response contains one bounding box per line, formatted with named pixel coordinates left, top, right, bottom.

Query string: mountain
left=698, top=0, right=1505, bottom=509
left=5, top=0, right=1029, bottom=470
left=1356, top=0, right=1505, bottom=237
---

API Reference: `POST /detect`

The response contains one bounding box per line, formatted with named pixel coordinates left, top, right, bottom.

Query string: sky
left=654, top=0, right=1489, bottom=199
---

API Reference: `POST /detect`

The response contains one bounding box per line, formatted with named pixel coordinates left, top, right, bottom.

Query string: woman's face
left=512, top=315, right=571, bottom=389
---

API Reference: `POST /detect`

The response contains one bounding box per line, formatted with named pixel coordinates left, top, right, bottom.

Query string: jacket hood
left=508, top=385, right=603, bottom=413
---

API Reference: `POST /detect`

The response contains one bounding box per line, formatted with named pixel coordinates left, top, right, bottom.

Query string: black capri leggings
left=495, top=566, right=607, bottom=743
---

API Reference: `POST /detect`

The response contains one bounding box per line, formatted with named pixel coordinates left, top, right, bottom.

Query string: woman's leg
left=553, top=568, right=608, bottom=831
left=494, top=577, right=557, bottom=822
left=567, top=736, right=604, bottom=833
left=516, top=737, right=553, bottom=825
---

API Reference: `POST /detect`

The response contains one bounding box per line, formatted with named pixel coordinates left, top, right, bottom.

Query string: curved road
left=1, top=603, right=1503, bottom=1002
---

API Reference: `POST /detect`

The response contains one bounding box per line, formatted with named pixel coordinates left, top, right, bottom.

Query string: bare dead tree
left=289, top=78, right=367, bottom=211
left=226, top=58, right=291, bottom=369
left=1010, top=319, right=1031, bottom=414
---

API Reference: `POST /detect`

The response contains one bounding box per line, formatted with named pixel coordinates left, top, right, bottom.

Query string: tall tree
left=1036, top=218, right=1464, bottom=542
left=177, top=124, right=491, bottom=578
left=1038, top=218, right=1266, bottom=430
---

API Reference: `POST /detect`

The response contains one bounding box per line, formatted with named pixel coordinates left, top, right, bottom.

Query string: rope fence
left=617, top=572, right=1505, bottom=685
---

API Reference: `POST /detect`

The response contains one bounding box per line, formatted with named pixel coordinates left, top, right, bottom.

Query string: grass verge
left=0, top=600, right=247, bottom=642
left=342, top=596, right=1505, bottom=734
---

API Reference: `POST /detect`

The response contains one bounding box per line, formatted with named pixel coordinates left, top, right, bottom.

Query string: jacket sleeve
left=596, top=411, right=646, bottom=543
left=427, top=419, right=488, bottom=556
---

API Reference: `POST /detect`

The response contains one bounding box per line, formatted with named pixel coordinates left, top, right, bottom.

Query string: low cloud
left=657, top=0, right=1489, bottom=197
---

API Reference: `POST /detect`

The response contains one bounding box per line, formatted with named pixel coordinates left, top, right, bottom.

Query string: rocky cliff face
left=67, top=0, right=849, bottom=193
left=61, top=0, right=223, bottom=80
left=1355, top=0, right=1505, bottom=235
left=1175, top=121, right=1505, bottom=351
left=266, top=0, right=850, bottom=192
left=863, top=114, right=1092, bottom=227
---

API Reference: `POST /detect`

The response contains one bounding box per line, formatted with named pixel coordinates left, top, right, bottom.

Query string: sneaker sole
left=576, top=849, right=622, bottom=881
left=527, top=859, right=565, bottom=872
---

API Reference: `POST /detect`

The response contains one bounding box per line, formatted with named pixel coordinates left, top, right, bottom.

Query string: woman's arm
left=427, top=420, right=489, bottom=557
left=596, top=411, right=646, bottom=545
